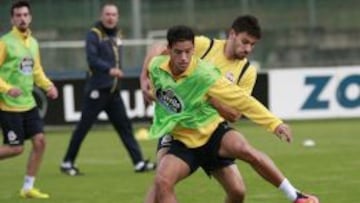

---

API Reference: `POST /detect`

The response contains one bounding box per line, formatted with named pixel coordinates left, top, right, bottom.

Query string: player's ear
left=228, top=29, right=236, bottom=39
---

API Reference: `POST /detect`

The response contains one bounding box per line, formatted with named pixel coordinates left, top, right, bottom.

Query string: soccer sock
left=278, top=178, right=298, bottom=201
left=23, top=176, right=35, bottom=191
left=61, top=161, right=73, bottom=168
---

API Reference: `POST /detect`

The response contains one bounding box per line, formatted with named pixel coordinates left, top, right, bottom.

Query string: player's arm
left=225, top=64, right=257, bottom=119
left=208, top=77, right=292, bottom=142
left=33, top=47, right=58, bottom=99
left=209, top=98, right=241, bottom=122
left=210, top=65, right=258, bottom=122
left=140, top=42, right=168, bottom=103
left=0, top=41, right=17, bottom=95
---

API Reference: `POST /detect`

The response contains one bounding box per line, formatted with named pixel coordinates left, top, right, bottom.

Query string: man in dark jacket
left=60, top=2, right=155, bottom=175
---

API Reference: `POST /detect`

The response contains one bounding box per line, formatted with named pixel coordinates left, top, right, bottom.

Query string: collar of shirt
left=159, top=56, right=198, bottom=80
left=11, top=26, right=31, bottom=46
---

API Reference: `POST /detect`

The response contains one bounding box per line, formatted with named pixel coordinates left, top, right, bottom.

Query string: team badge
left=20, top=57, right=34, bottom=75
left=225, top=72, right=235, bottom=83
left=7, top=130, right=19, bottom=144
left=90, top=90, right=99, bottom=99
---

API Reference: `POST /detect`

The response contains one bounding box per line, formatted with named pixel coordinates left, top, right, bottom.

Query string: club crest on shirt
left=156, top=88, right=183, bottom=113
left=19, top=57, right=34, bottom=75
left=225, top=71, right=235, bottom=83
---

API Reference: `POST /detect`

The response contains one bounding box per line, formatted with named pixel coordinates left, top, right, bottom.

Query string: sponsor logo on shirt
left=156, top=88, right=183, bottom=113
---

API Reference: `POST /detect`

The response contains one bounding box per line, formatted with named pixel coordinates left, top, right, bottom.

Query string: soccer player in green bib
left=0, top=1, right=58, bottom=199
left=142, top=23, right=319, bottom=203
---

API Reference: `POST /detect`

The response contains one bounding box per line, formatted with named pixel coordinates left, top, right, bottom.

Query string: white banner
left=269, top=66, right=360, bottom=119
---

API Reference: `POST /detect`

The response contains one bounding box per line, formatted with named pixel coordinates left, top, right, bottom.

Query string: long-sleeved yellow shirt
left=0, top=27, right=53, bottom=111
left=158, top=57, right=282, bottom=148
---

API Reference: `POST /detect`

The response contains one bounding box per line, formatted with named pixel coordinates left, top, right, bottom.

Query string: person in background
left=0, top=0, right=58, bottom=199
left=60, top=2, right=155, bottom=176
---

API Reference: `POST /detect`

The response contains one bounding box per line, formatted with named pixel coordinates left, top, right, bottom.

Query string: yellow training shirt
left=194, top=35, right=257, bottom=94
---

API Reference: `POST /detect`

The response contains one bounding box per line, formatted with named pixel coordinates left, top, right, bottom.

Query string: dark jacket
left=84, top=21, right=123, bottom=92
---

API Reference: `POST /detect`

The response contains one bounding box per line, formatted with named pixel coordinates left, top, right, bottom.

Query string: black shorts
left=167, top=122, right=235, bottom=176
left=0, top=108, right=44, bottom=145
left=157, top=134, right=173, bottom=151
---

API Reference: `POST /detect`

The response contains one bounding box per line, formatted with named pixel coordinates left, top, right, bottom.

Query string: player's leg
left=0, top=145, right=24, bottom=159
left=0, top=110, right=25, bottom=159
left=144, top=135, right=172, bottom=203
left=218, top=129, right=319, bottom=203
left=212, top=164, right=246, bottom=203
left=27, top=133, right=46, bottom=177
left=202, top=122, right=246, bottom=203
left=106, top=91, right=155, bottom=172
left=219, top=129, right=284, bottom=186
left=155, top=140, right=196, bottom=203
left=154, top=154, right=190, bottom=203
left=61, top=89, right=105, bottom=174
left=20, top=108, right=49, bottom=199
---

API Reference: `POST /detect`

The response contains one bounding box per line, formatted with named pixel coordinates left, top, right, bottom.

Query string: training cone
left=135, top=128, right=150, bottom=140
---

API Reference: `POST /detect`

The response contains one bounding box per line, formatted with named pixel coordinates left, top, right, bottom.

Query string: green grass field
left=1, top=118, right=359, bottom=203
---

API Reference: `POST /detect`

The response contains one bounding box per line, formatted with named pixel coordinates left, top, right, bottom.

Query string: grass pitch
left=0, top=118, right=359, bottom=203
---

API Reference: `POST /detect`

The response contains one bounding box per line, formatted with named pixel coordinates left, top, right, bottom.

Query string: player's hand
left=7, top=87, right=22, bottom=97
left=47, top=85, right=58, bottom=99
left=274, top=123, right=292, bottom=143
left=109, top=68, right=124, bottom=78
left=210, top=98, right=241, bottom=122
left=140, top=73, right=155, bottom=103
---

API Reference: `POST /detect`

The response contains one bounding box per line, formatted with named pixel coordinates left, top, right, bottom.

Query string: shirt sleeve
left=194, top=35, right=211, bottom=58
left=207, top=77, right=283, bottom=132
left=33, top=47, right=53, bottom=91
left=0, top=41, right=13, bottom=93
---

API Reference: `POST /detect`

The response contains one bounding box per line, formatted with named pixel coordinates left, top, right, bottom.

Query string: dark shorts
left=165, top=122, right=235, bottom=176
left=0, top=108, right=44, bottom=145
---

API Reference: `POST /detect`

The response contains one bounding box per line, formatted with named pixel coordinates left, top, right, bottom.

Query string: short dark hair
left=167, top=25, right=195, bottom=48
left=11, top=0, right=31, bottom=16
left=100, top=1, right=119, bottom=11
left=231, top=15, right=261, bottom=39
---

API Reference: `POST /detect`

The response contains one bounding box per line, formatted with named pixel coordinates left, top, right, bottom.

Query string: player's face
left=101, top=5, right=119, bottom=29
left=11, top=6, right=32, bottom=32
left=229, top=31, right=258, bottom=59
left=168, top=40, right=194, bottom=76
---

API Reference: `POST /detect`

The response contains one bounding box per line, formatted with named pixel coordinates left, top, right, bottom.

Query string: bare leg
left=154, top=154, right=190, bottom=203
left=144, top=147, right=169, bottom=203
left=212, top=164, right=246, bottom=203
left=0, top=145, right=24, bottom=160
left=26, top=133, right=46, bottom=176
left=218, top=130, right=284, bottom=187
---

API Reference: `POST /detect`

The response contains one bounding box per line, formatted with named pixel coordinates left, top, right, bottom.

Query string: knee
left=234, top=142, right=261, bottom=163
left=154, top=173, right=173, bottom=194
left=227, top=184, right=246, bottom=202
left=10, top=145, right=24, bottom=156
left=33, top=134, right=46, bottom=151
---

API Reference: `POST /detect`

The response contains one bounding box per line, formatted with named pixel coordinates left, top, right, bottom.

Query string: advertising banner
left=269, top=66, right=360, bottom=119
